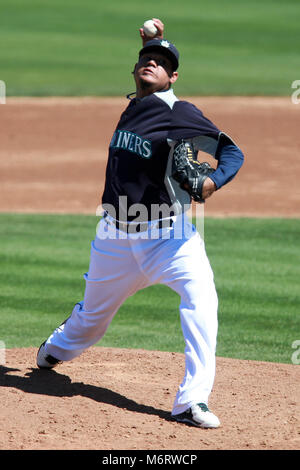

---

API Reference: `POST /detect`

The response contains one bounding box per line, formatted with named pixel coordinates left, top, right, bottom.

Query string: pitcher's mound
left=0, top=346, right=299, bottom=450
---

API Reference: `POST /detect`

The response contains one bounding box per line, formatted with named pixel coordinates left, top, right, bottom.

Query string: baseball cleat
left=173, top=403, right=220, bottom=428
left=36, top=341, right=62, bottom=369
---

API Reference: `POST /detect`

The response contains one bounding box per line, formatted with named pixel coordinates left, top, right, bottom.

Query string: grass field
left=0, top=213, right=299, bottom=364
left=0, top=0, right=299, bottom=96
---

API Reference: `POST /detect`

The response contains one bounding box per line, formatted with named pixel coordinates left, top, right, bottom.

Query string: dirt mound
left=1, top=347, right=299, bottom=450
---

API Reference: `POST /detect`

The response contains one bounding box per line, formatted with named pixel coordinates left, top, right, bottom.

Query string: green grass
left=205, top=218, right=300, bottom=363
left=0, top=0, right=299, bottom=96
left=0, top=213, right=299, bottom=364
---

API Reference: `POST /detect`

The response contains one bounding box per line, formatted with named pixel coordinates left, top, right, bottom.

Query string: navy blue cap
left=139, top=39, right=179, bottom=71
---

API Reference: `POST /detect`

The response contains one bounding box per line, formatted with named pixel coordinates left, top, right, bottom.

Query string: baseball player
left=37, top=19, right=244, bottom=428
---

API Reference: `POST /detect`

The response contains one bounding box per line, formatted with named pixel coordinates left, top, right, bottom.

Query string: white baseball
left=143, top=20, right=158, bottom=38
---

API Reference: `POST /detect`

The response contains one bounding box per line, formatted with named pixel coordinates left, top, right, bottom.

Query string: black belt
left=103, top=212, right=174, bottom=233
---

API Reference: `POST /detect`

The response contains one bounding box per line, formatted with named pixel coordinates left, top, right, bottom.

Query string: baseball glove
left=172, top=140, right=215, bottom=203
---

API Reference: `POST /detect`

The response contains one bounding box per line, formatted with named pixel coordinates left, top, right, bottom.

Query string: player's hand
left=181, top=177, right=216, bottom=200
left=201, top=177, right=217, bottom=200
left=139, top=18, right=164, bottom=46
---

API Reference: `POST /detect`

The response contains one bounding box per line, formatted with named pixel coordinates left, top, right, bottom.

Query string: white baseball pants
left=44, top=215, right=218, bottom=415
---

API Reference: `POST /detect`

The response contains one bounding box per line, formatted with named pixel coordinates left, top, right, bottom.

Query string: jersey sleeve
left=168, top=101, right=244, bottom=189
left=210, top=143, right=244, bottom=189
left=168, top=101, right=220, bottom=141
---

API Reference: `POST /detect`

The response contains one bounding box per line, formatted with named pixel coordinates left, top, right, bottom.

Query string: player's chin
left=139, top=73, right=157, bottom=84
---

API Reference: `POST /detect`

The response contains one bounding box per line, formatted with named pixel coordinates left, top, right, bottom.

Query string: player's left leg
left=168, top=238, right=218, bottom=414
left=139, top=216, right=219, bottom=427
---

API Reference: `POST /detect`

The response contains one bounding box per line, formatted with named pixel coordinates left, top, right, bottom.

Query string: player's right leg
left=37, top=221, right=148, bottom=368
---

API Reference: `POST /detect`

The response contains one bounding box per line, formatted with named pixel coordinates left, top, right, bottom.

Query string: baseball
left=143, top=20, right=158, bottom=38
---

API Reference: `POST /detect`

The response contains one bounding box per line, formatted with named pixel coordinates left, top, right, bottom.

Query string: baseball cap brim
left=139, top=39, right=179, bottom=71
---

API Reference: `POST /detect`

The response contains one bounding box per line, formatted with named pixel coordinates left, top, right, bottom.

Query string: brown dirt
left=1, top=347, right=299, bottom=450
left=0, top=97, right=299, bottom=451
left=1, top=96, right=300, bottom=217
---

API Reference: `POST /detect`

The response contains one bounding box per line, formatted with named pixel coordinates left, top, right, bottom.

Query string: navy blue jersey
left=102, top=90, right=243, bottom=220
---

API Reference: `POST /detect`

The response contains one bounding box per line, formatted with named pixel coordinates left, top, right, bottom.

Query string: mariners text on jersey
left=102, top=90, right=244, bottom=219
left=110, top=130, right=152, bottom=159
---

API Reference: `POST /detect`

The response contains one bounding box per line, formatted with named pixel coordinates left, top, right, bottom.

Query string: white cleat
left=36, top=341, right=62, bottom=369
left=173, top=402, right=220, bottom=428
